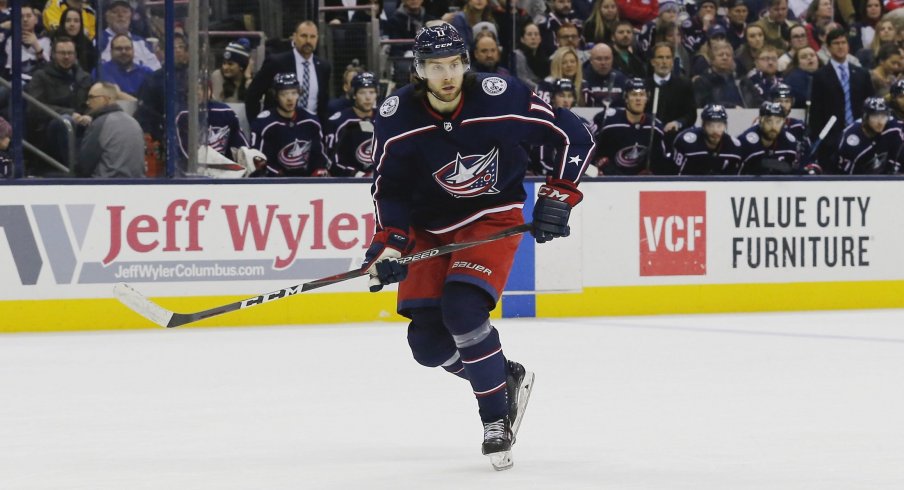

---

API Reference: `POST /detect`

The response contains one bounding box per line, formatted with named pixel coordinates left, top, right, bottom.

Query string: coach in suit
left=646, top=42, right=697, bottom=145
left=809, top=28, right=873, bottom=169
left=245, top=20, right=332, bottom=123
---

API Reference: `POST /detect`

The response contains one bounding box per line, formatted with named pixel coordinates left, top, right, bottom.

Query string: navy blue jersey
left=592, top=107, right=670, bottom=175
left=529, top=114, right=593, bottom=176
left=581, top=69, right=627, bottom=108
left=836, top=119, right=904, bottom=174
left=672, top=127, right=743, bottom=175
left=250, top=108, right=329, bottom=177
left=324, top=106, right=375, bottom=176
left=371, top=73, right=595, bottom=233
left=176, top=101, right=249, bottom=160
left=737, top=125, right=799, bottom=175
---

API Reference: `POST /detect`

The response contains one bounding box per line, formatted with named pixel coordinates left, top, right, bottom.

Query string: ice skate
left=481, top=418, right=513, bottom=471
left=506, top=360, right=535, bottom=444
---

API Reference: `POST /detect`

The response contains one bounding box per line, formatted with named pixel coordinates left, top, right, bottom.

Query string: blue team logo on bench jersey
left=279, top=139, right=312, bottom=168
left=433, top=147, right=500, bottom=198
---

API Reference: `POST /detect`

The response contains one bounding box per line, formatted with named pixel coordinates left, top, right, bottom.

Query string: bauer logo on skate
left=639, top=191, right=707, bottom=276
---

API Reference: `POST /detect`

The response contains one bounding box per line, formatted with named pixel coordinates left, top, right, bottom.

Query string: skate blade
left=511, top=371, right=535, bottom=443
left=488, top=450, right=513, bottom=471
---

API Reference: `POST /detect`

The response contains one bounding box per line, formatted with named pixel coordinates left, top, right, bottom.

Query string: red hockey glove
left=311, top=168, right=330, bottom=177
left=532, top=178, right=583, bottom=244
left=362, top=228, right=413, bottom=292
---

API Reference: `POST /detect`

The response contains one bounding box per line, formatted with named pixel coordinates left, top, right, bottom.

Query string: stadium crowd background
left=3, top=0, right=904, bottom=178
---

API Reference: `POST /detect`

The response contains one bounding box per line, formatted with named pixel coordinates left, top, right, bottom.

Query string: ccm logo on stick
left=639, top=191, right=706, bottom=276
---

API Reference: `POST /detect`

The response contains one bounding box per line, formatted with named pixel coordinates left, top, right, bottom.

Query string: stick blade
left=113, top=283, right=175, bottom=328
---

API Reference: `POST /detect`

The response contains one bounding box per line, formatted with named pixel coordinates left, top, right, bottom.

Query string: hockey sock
left=442, top=282, right=508, bottom=422
left=407, top=307, right=467, bottom=379
left=440, top=351, right=468, bottom=379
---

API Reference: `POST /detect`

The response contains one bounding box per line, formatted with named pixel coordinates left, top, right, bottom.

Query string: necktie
left=839, top=64, right=853, bottom=125
left=301, top=60, right=311, bottom=111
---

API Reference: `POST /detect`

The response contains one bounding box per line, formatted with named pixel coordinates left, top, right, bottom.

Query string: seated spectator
left=447, top=0, right=497, bottom=48
left=385, top=0, right=436, bottom=56
left=98, top=0, right=160, bottom=70
left=849, top=0, right=885, bottom=55
left=490, top=0, right=532, bottom=67
left=616, top=0, right=657, bottom=28
left=57, top=8, right=96, bottom=72
left=856, top=19, right=896, bottom=69
left=682, top=0, right=722, bottom=55
left=0, top=116, right=10, bottom=178
left=611, top=20, right=647, bottom=78
left=694, top=39, right=747, bottom=107
left=583, top=0, right=619, bottom=46
left=514, top=23, right=549, bottom=89
left=637, top=0, right=679, bottom=58
left=250, top=73, right=329, bottom=177
left=783, top=46, right=820, bottom=107
left=25, top=36, right=92, bottom=170
left=648, top=42, right=697, bottom=142
left=869, top=44, right=902, bottom=97
left=210, top=38, right=252, bottom=103
left=735, top=24, right=765, bottom=77
left=778, top=24, right=809, bottom=72
left=3, top=5, right=51, bottom=83
left=725, top=0, right=748, bottom=51
left=94, top=34, right=152, bottom=97
left=43, top=0, right=97, bottom=40
left=325, top=72, right=378, bottom=177
left=801, top=0, right=833, bottom=51
left=740, top=45, right=783, bottom=107
left=134, top=33, right=188, bottom=142
left=536, top=46, right=583, bottom=105
left=76, top=81, right=145, bottom=178
left=327, top=62, right=365, bottom=116
left=471, top=31, right=510, bottom=75
left=538, top=0, right=583, bottom=54
left=691, top=25, right=729, bottom=77
left=581, top=43, right=627, bottom=108
left=753, top=0, right=795, bottom=51
left=553, top=22, right=588, bottom=64
left=660, top=22, right=691, bottom=78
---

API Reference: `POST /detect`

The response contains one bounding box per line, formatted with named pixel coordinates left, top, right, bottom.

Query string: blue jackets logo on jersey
left=279, top=139, right=312, bottom=168
left=433, top=147, right=500, bottom=198
left=615, top=144, right=648, bottom=170
left=355, top=138, right=374, bottom=165
left=208, top=125, right=231, bottom=154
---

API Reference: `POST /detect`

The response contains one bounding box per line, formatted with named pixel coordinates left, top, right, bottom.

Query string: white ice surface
left=2, top=310, right=904, bottom=489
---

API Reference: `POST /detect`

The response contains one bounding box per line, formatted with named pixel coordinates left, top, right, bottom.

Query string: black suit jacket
left=645, top=75, right=697, bottom=132
left=809, top=62, right=873, bottom=140
left=245, top=50, right=332, bottom=123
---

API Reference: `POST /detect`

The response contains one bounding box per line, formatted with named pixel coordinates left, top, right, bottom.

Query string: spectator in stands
left=647, top=42, right=696, bottom=143
left=513, top=23, right=549, bottom=89
left=471, top=31, right=510, bottom=75
left=98, top=0, right=160, bottom=70
left=856, top=19, right=896, bottom=69
left=783, top=45, right=820, bottom=107
left=725, top=0, right=748, bottom=50
left=211, top=38, right=252, bottom=103
left=662, top=23, right=692, bottom=79
left=616, top=0, right=657, bottom=28
left=583, top=0, right=619, bottom=45
left=694, top=39, right=747, bottom=107
left=245, top=20, right=332, bottom=124
left=43, top=0, right=96, bottom=40
left=385, top=0, right=436, bottom=55
left=850, top=0, right=885, bottom=55
left=778, top=24, right=809, bottom=72
left=682, top=0, right=721, bottom=55
left=327, top=61, right=364, bottom=115
left=0, top=116, right=10, bottom=178
left=741, top=45, right=783, bottom=106
left=581, top=42, right=627, bottom=108
left=490, top=0, right=532, bottom=67
left=447, top=0, right=497, bottom=48
left=26, top=36, right=92, bottom=168
left=869, top=44, right=902, bottom=96
left=134, top=32, right=189, bottom=142
left=94, top=34, right=151, bottom=97
left=735, top=24, right=766, bottom=77
left=3, top=5, right=51, bottom=83
left=611, top=20, right=647, bottom=78
left=76, top=81, right=145, bottom=178
left=537, top=46, right=583, bottom=105
left=801, top=0, right=834, bottom=51
left=691, top=25, right=728, bottom=77
left=538, top=0, right=582, bottom=55
left=554, top=22, right=588, bottom=64
left=58, top=8, right=96, bottom=72
left=754, top=0, right=795, bottom=51
left=815, top=22, right=860, bottom=67
left=637, top=0, right=679, bottom=58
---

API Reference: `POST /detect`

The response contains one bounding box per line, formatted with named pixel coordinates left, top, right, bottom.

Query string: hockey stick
left=645, top=86, right=660, bottom=172
left=114, top=222, right=533, bottom=328
left=800, top=115, right=837, bottom=168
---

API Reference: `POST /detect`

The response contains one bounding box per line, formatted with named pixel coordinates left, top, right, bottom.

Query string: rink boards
left=1, top=179, right=903, bottom=332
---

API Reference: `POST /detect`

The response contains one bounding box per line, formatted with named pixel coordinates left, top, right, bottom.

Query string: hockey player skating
left=592, top=78, right=670, bottom=175
left=363, top=23, right=595, bottom=471
left=325, top=71, right=379, bottom=177
left=672, top=104, right=743, bottom=175
left=837, top=97, right=904, bottom=174
left=249, top=73, right=330, bottom=177
left=738, top=101, right=800, bottom=174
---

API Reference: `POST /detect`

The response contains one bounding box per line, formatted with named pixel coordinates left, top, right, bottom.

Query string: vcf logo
left=0, top=204, right=94, bottom=285
left=639, top=191, right=706, bottom=276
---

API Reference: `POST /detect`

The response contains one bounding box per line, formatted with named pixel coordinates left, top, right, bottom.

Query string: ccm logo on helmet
left=435, top=42, right=454, bottom=48
left=537, top=187, right=571, bottom=202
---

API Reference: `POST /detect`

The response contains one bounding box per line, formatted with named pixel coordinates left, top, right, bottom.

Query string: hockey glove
left=532, top=177, right=583, bottom=244
left=363, top=228, right=413, bottom=292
